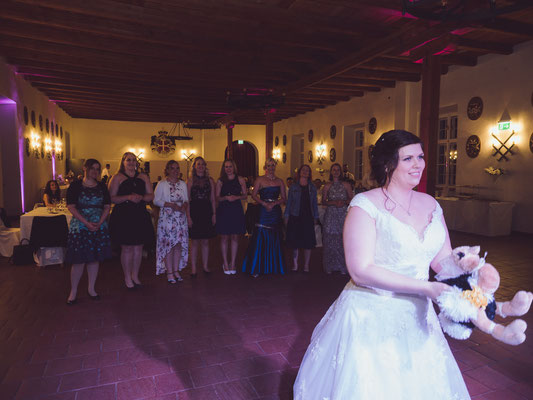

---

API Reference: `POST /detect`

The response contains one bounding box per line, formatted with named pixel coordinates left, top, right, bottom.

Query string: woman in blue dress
left=242, top=158, right=286, bottom=276
left=66, top=159, right=112, bottom=304
left=215, top=159, right=247, bottom=274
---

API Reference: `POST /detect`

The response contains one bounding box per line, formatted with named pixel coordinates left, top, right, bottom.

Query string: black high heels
left=66, top=298, right=77, bottom=305
left=88, top=292, right=100, bottom=300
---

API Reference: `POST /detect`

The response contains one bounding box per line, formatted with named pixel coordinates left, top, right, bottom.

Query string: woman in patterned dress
left=187, top=157, right=216, bottom=276
left=65, top=159, right=112, bottom=304
left=154, top=160, right=189, bottom=283
left=322, top=163, right=353, bottom=274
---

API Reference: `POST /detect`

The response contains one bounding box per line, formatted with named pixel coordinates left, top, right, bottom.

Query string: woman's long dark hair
left=219, top=159, right=238, bottom=182
left=44, top=180, right=61, bottom=203
left=370, top=130, right=422, bottom=187
left=117, top=152, right=139, bottom=175
left=329, top=163, right=342, bottom=181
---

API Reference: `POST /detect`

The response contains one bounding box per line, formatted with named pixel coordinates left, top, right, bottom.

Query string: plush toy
left=436, top=245, right=533, bottom=346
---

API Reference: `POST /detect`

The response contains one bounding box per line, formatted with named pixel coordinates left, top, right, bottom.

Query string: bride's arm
left=344, top=206, right=448, bottom=301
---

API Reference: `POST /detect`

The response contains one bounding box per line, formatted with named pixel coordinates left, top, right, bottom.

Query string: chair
left=29, top=215, right=68, bottom=266
left=0, top=215, right=21, bottom=258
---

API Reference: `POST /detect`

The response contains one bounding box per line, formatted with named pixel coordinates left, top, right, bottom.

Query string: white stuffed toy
left=436, top=246, right=533, bottom=346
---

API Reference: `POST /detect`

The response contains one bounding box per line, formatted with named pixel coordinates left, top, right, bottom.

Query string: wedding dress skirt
left=293, top=194, right=470, bottom=400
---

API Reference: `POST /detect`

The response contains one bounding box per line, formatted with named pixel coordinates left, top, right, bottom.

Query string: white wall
left=273, top=42, right=533, bottom=233
left=0, top=59, right=70, bottom=214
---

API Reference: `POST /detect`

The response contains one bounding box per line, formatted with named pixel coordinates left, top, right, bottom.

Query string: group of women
left=64, top=154, right=250, bottom=303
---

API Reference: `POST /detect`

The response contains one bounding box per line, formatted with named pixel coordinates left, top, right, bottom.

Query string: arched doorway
left=225, top=140, right=258, bottom=181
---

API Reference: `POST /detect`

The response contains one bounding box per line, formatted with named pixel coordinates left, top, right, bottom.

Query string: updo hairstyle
left=370, top=130, right=422, bottom=187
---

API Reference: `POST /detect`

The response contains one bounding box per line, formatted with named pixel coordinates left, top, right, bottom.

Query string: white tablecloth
left=437, top=197, right=514, bottom=237
left=20, top=208, right=72, bottom=241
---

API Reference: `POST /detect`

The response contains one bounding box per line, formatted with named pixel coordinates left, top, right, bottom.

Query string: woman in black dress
left=284, top=164, right=319, bottom=272
left=108, top=152, right=154, bottom=289
left=66, top=159, right=112, bottom=304
left=215, top=159, right=247, bottom=274
left=186, top=156, right=216, bottom=276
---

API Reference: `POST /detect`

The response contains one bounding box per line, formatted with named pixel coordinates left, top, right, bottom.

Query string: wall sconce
left=180, top=149, right=196, bottom=162
left=54, top=138, right=63, bottom=160
left=316, top=143, right=326, bottom=164
left=272, top=148, right=281, bottom=161
left=490, top=112, right=518, bottom=161
left=128, top=148, right=146, bottom=162
left=44, top=137, right=53, bottom=159
left=30, top=131, right=41, bottom=158
left=449, top=149, right=457, bottom=161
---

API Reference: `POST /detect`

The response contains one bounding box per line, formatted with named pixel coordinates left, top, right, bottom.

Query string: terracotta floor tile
left=0, top=232, right=531, bottom=400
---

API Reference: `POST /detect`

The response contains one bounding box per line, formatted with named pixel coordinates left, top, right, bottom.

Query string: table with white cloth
left=20, top=208, right=72, bottom=266
left=436, top=197, right=514, bottom=237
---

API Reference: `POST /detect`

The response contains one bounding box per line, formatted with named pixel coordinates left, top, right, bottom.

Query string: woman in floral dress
left=154, top=160, right=189, bottom=283
left=322, top=163, right=353, bottom=274
left=65, top=159, right=112, bottom=304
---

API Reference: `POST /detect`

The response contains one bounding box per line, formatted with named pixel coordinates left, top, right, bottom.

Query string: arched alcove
left=224, top=140, right=258, bottom=180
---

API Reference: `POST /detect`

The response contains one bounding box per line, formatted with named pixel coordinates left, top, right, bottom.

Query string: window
left=354, top=130, right=364, bottom=181
left=436, top=116, right=458, bottom=192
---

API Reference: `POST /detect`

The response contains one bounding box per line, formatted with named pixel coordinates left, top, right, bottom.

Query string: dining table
left=20, top=207, right=72, bottom=241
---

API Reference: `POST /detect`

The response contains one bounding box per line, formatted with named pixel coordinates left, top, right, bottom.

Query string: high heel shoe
left=66, top=298, right=77, bottom=305
left=87, top=292, right=100, bottom=300
left=222, top=265, right=231, bottom=275
left=190, top=273, right=197, bottom=278
left=174, top=272, right=183, bottom=282
left=167, top=273, right=176, bottom=284
left=203, top=269, right=211, bottom=275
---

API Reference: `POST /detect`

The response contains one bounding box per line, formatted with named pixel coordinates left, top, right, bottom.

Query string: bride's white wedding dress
left=293, top=194, right=470, bottom=400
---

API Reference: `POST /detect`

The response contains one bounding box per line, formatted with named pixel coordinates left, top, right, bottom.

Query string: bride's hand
left=426, top=281, right=450, bottom=302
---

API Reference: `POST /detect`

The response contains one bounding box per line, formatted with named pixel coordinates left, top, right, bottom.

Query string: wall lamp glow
left=316, top=143, right=326, bottom=164
left=272, top=148, right=281, bottom=161
left=128, top=148, right=146, bottom=162
left=180, top=149, right=196, bottom=162
left=490, top=112, right=519, bottom=161
left=30, top=131, right=41, bottom=150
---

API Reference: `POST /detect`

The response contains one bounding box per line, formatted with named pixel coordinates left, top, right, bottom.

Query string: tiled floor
left=1, top=231, right=532, bottom=399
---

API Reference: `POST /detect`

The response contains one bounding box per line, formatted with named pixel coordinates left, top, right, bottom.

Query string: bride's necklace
left=382, top=187, right=413, bottom=216
left=266, top=174, right=276, bottom=181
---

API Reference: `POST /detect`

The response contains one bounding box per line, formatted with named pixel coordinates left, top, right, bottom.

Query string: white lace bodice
left=349, top=193, right=445, bottom=281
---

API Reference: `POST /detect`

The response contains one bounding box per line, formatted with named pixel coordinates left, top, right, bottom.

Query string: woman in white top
left=153, top=160, right=189, bottom=283
left=294, top=130, right=470, bottom=400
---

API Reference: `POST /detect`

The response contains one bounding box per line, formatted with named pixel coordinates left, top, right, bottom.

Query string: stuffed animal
left=436, top=245, right=533, bottom=346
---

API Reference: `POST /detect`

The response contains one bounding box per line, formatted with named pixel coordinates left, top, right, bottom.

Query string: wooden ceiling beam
left=478, top=18, right=533, bottom=38
left=0, top=15, right=325, bottom=64
left=0, top=37, right=300, bottom=81
left=451, top=36, right=513, bottom=55
left=2, top=50, right=290, bottom=87
left=361, top=56, right=423, bottom=73
left=327, top=76, right=395, bottom=88
left=342, top=67, right=421, bottom=82
left=8, top=0, right=346, bottom=52
left=296, top=88, right=365, bottom=97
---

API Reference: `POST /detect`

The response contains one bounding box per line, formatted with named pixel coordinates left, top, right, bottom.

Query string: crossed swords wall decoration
left=491, top=130, right=516, bottom=161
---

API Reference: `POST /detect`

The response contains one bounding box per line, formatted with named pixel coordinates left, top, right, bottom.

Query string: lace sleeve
left=349, top=193, right=377, bottom=220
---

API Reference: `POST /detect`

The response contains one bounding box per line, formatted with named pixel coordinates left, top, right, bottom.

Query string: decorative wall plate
left=50, top=122, right=54, bottom=135
left=330, top=125, right=337, bottom=139
left=308, top=129, right=314, bottom=142
left=529, top=132, right=533, bottom=153
left=56, top=123, right=59, bottom=135
left=282, top=152, right=287, bottom=163
left=368, top=144, right=375, bottom=160
left=23, top=106, right=29, bottom=125
left=330, top=148, right=336, bottom=162
left=46, top=118, right=49, bottom=133
left=307, top=150, right=313, bottom=163
left=282, top=134, right=287, bottom=146
left=467, top=97, right=483, bottom=120
left=274, top=136, right=279, bottom=146
left=466, top=135, right=481, bottom=158
left=39, top=115, right=43, bottom=131
left=60, top=127, right=63, bottom=137
left=368, top=117, right=377, bottom=134
left=31, top=110, right=36, bottom=127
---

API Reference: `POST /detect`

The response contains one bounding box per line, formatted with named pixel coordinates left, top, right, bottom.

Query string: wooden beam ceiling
left=0, top=0, right=531, bottom=124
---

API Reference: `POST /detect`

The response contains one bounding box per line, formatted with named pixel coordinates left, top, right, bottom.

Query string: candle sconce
left=491, top=111, right=519, bottom=162
left=316, top=143, right=326, bottom=165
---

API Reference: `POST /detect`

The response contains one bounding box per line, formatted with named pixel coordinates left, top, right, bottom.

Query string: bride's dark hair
left=370, top=130, right=422, bottom=187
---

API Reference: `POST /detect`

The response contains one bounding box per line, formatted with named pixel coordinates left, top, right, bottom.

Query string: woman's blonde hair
left=263, top=157, right=277, bottom=170
left=219, top=159, right=238, bottom=182
left=164, top=160, right=180, bottom=177
left=190, top=156, right=209, bottom=183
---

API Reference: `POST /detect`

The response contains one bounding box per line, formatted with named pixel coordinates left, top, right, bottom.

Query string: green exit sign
left=237, top=140, right=244, bottom=144
left=498, top=121, right=511, bottom=131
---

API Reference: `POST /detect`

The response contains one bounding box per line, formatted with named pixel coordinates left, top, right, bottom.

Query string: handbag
left=11, top=239, right=34, bottom=265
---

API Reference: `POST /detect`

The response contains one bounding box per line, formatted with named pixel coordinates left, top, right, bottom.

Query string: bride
left=293, top=130, right=470, bottom=399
